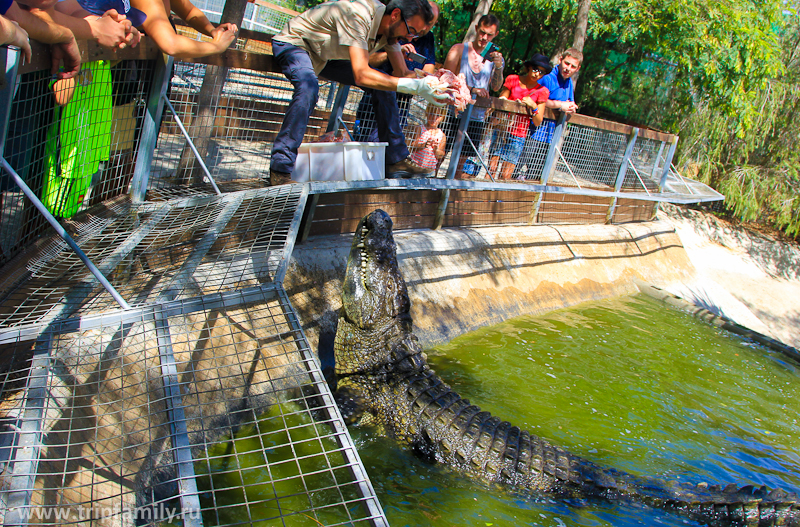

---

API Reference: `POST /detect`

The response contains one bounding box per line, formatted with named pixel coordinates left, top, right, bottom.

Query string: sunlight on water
left=202, top=294, right=800, bottom=526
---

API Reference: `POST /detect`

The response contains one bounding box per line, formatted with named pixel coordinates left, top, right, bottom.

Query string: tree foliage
left=677, top=12, right=800, bottom=236
left=435, top=0, right=796, bottom=237
left=290, top=0, right=798, bottom=237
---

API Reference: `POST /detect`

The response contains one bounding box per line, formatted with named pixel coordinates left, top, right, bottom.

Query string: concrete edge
left=634, top=278, right=800, bottom=364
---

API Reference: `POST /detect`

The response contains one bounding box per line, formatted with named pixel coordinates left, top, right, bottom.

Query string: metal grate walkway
left=0, top=185, right=387, bottom=526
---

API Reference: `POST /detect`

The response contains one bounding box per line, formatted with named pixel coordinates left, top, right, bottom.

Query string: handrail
left=471, top=95, right=676, bottom=142
left=17, top=37, right=161, bottom=75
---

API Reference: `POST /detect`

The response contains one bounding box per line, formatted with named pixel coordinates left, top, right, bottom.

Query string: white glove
left=397, top=76, right=451, bottom=107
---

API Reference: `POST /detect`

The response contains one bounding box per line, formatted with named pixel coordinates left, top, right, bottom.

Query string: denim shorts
left=491, top=134, right=526, bottom=165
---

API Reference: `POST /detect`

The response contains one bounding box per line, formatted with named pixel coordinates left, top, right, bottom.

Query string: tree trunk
left=462, top=0, right=494, bottom=43
left=176, top=0, right=249, bottom=186
left=569, top=0, right=591, bottom=88
left=572, top=0, right=590, bottom=52
left=550, top=21, right=573, bottom=63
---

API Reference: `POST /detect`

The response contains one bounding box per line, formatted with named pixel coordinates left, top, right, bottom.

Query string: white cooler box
left=293, top=142, right=387, bottom=182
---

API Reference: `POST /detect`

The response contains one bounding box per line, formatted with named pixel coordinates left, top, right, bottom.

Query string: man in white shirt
left=442, top=14, right=504, bottom=178
left=269, top=0, right=450, bottom=183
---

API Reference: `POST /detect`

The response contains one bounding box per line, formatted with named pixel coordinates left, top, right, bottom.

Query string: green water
left=201, top=294, right=800, bottom=526
left=353, top=294, right=800, bottom=526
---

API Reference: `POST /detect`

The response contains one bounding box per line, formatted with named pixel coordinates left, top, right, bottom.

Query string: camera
left=407, top=51, right=426, bottom=64
left=480, top=42, right=499, bottom=62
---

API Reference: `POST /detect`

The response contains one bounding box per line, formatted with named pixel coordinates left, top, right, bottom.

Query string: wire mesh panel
left=0, top=287, right=385, bottom=526
left=557, top=123, right=628, bottom=188
left=0, top=185, right=304, bottom=330
left=1, top=60, right=156, bottom=269
left=150, top=61, right=337, bottom=197
left=627, top=136, right=665, bottom=191
left=189, top=0, right=299, bottom=33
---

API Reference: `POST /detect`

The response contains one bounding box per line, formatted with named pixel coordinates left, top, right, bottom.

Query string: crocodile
left=332, top=208, right=800, bottom=526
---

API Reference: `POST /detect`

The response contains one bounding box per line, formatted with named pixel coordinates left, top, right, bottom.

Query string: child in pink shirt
left=409, top=104, right=447, bottom=173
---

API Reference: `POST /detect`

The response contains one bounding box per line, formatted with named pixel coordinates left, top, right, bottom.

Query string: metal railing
left=0, top=38, right=388, bottom=527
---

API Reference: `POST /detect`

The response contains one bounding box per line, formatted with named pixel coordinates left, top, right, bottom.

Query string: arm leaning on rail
left=0, top=13, right=31, bottom=62
left=133, top=0, right=236, bottom=59
left=53, top=0, right=139, bottom=50
left=5, top=1, right=80, bottom=78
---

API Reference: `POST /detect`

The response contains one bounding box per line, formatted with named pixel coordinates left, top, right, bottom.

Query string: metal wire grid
left=190, top=0, right=299, bottom=33
left=457, top=108, right=551, bottom=181
left=626, top=136, right=664, bottom=191
left=663, top=165, right=724, bottom=201
left=1, top=60, right=154, bottom=269
left=556, top=123, right=628, bottom=188
left=150, top=62, right=337, bottom=196
left=0, top=185, right=304, bottom=330
left=342, top=87, right=462, bottom=177
left=0, top=286, right=386, bottom=527
left=243, top=2, right=298, bottom=34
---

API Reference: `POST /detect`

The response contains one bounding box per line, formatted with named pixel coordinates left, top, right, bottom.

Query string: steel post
left=606, top=127, right=639, bottom=223
left=131, top=54, right=173, bottom=202
left=326, top=84, right=351, bottom=133
left=658, top=136, right=679, bottom=192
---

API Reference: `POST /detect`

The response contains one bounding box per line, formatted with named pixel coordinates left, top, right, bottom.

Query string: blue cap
left=77, top=0, right=147, bottom=27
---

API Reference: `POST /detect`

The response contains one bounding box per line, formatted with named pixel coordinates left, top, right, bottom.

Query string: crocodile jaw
left=342, top=209, right=410, bottom=331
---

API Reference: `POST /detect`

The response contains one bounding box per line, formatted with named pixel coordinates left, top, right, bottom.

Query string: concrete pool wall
left=285, top=219, right=697, bottom=352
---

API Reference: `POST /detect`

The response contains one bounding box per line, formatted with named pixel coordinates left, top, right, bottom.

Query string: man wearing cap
left=268, top=0, right=451, bottom=184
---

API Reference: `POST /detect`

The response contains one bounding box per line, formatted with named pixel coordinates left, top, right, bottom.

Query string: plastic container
left=293, top=142, right=387, bottom=182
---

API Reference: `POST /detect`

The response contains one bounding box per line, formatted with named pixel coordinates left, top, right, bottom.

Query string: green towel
left=43, top=60, right=113, bottom=218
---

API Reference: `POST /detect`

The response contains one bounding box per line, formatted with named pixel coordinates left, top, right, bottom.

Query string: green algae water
left=200, top=294, right=800, bottom=526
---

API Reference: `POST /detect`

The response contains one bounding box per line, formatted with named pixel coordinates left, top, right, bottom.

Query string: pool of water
left=350, top=293, right=800, bottom=526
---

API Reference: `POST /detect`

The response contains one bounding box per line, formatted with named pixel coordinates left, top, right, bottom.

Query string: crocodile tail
left=407, top=371, right=800, bottom=525
left=393, top=335, right=800, bottom=525
left=628, top=478, right=800, bottom=526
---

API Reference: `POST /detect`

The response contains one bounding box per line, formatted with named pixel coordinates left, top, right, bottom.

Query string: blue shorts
left=490, top=134, right=525, bottom=165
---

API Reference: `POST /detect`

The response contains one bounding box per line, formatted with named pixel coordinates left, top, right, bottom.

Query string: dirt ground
left=659, top=204, right=800, bottom=350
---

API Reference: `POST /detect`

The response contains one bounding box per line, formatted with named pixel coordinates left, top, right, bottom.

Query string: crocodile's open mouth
left=354, top=222, right=369, bottom=287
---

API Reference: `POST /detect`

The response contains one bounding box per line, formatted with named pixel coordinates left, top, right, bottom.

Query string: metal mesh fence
left=557, top=123, right=628, bottom=188
left=0, top=286, right=384, bottom=527
left=0, top=185, right=304, bottom=330
left=190, top=0, right=299, bottom=33
left=150, top=61, right=337, bottom=197
left=627, top=136, right=665, bottom=191
left=1, top=59, right=155, bottom=268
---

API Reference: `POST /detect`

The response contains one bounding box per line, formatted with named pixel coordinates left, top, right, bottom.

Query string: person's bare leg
left=489, top=155, right=500, bottom=179
left=500, top=161, right=515, bottom=180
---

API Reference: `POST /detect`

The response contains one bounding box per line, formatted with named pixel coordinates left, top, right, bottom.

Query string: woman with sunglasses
left=488, top=53, right=552, bottom=180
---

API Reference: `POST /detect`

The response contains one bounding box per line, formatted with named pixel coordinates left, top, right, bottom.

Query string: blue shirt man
left=529, top=48, right=583, bottom=145
left=539, top=48, right=583, bottom=114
